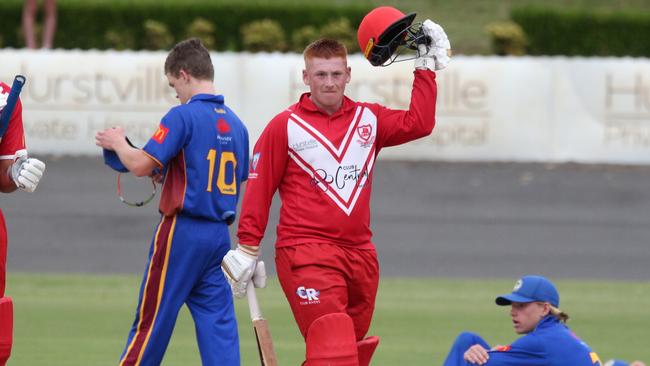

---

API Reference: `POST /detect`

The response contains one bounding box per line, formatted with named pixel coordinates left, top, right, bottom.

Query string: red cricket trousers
left=276, top=243, right=379, bottom=341
left=0, top=209, right=6, bottom=298
left=0, top=209, right=13, bottom=366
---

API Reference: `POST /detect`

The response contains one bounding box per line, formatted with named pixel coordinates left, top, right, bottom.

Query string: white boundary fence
left=1, top=49, right=650, bottom=164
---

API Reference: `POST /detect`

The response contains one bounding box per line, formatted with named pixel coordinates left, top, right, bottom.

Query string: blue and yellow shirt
left=144, top=94, right=249, bottom=223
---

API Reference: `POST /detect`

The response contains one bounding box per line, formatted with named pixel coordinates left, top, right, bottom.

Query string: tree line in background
left=1, top=0, right=650, bottom=57
left=488, top=6, right=650, bottom=56
left=0, top=1, right=369, bottom=53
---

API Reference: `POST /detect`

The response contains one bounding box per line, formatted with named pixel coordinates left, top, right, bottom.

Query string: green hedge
left=0, top=0, right=371, bottom=52
left=512, top=6, right=650, bottom=57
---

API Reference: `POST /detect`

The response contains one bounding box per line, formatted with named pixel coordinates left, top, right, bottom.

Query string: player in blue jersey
left=443, top=275, right=603, bottom=366
left=95, top=38, right=249, bottom=366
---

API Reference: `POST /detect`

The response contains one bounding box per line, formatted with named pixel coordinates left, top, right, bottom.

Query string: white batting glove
left=252, top=260, right=267, bottom=289
left=222, top=244, right=259, bottom=298
left=415, top=19, right=451, bottom=71
left=10, top=150, right=46, bottom=192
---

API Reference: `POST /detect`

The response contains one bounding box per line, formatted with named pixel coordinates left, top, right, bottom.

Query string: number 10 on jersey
left=206, top=149, right=237, bottom=195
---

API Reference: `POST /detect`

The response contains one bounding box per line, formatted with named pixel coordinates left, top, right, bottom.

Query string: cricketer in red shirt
left=236, top=39, right=438, bottom=365
left=0, top=80, right=46, bottom=366
left=0, top=81, right=27, bottom=366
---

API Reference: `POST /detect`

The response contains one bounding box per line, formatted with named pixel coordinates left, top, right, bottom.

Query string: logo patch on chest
left=357, top=124, right=372, bottom=142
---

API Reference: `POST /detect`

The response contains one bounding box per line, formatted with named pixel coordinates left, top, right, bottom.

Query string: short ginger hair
left=303, top=38, right=348, bottom=61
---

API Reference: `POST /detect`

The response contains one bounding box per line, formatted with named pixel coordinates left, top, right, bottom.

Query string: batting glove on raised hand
left=415, top=19, right=451, bottom=71
left=11, top=150, right=45, bottom=192
left=222, top=244, right=259, bottom=298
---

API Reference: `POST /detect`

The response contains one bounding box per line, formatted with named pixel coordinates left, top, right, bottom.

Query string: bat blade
left=247, top=279, right=278, bottom=366
left=252, top=318, right=278, bottom=366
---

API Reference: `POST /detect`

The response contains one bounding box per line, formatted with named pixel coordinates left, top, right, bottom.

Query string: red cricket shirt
left=237, top=69, right=437, bottom=249
left=1, top=81, right=27, bottom=297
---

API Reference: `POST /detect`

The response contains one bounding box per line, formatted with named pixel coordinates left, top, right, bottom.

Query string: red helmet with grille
left=357, top=6, right=417, bottom=66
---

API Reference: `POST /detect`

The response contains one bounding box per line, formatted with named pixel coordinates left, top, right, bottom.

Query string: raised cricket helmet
left=357, top=6, right=425, bottom=66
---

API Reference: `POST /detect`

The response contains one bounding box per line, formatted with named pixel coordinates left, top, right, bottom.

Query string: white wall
left=2, top=49, right=650, bottom=164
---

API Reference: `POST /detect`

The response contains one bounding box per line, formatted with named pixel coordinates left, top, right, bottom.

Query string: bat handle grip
left=247, top=281, right=263, bottom=321
left=15, top=75, right=26, bottom=86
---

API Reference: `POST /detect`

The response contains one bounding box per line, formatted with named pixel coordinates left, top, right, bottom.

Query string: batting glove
left=415, top=19, right=451, bottom=71
left=10, top=150, right=46, bottom=192
left=252, top=260, right=267, bottom=289
left=222, top=244, right=259, bottom=298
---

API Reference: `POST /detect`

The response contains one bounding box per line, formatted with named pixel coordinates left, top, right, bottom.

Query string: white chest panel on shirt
left=287, top=106, right=377, bottom=216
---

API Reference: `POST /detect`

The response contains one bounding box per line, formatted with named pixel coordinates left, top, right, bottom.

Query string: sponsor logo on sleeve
left=152, top=124, right=169, bottom=144
left=249, top=152, right=260, bottom=179
left=589, top=352, right=601, bottom=365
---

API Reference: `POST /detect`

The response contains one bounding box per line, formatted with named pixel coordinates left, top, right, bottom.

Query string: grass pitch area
left=5, top=273, right=649, bottom=365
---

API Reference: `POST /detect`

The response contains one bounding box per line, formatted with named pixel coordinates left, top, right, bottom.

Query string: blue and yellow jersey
left=485, top=316, right=601, bottom=366
left=144, top=94, right=249, bottom=223
left=444, top=316, right=602, bottom=366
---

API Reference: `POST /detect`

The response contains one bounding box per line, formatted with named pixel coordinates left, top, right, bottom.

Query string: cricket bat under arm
left=247, top=281, right=279, bottom=366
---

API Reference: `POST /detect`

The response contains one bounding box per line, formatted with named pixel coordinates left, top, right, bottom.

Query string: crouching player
left=443, top=275, right=603, bottom=366
left=0, top=80, right=46, bottom=366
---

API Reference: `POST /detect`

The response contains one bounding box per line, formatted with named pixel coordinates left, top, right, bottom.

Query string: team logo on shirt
left=217, top=118, right=231, bottom=134
left=152, top=124, right=169, bottom=144
left=494, top=345, right=511, bottom=352
left=296, top=286, right=320, bottom=305
left=215, top=107, right=226, bottom=114
left=357, top=124, right=372, bottom=142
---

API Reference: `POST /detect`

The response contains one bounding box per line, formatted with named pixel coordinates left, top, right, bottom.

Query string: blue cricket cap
left=102, top=136, right=136, bottom=173
left=496, top=275, right=560, bottom=307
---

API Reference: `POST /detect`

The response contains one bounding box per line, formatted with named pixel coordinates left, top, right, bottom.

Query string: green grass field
left=4, top=273, right=649, bottom=365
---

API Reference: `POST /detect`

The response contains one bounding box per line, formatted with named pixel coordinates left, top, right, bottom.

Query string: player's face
left=303, top=56, right=351, bottom=115
left=510, top=302, right=548, bottom=334
left=166, top=72, right=192, bottom=104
